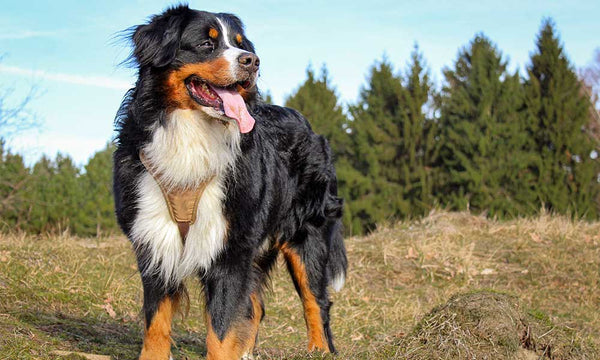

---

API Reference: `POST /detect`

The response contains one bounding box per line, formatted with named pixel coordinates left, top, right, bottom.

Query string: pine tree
left=76, top=143, right=118, bottom=236
left=53, top=154, right=82, bottom=231
left=397, top=45, right=439, bottom=216
left=25, top=155, right=55, bottom=232
left=262, top=90, right=274, bottom=104
left=524, top=19, right=600, bottom=218
left=284, top=65, right=357, bottom=232
left=285, top=65, right=352, bottom=159
left=0, top=140, right=31, bottom=229
left=437, top=34, right=535, bottom=216
left=349, top=58, right=406, bottom=233
left=24, top=153, right=82, bottom=233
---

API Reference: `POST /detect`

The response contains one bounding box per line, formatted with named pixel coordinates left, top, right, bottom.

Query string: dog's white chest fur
left=130, top=109, right=240, bottom=285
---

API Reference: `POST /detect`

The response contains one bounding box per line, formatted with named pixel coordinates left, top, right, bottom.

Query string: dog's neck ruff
left=137, top=108, right=241, bottom=242
left=139, top=151, right=215, bottom=241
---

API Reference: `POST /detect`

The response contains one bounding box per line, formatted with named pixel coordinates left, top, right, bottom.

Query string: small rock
left=480, top=268, right=496, bottom=275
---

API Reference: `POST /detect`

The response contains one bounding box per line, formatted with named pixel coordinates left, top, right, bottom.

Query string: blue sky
left=1, top=0, right=599, bottom=165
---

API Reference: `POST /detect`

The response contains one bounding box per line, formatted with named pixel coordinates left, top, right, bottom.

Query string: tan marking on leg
left=140, top=297, right=178, bottom=360
left=205, top=316, right=245, bottom=360
left=205, top=293, right=262, bottom=360
left=280, top=245, right=327, bottom=352
left=244, top=292, right=262, bottom=354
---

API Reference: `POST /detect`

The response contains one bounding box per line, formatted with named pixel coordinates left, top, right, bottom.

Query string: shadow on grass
left=16, top=310, right=206, bottom=359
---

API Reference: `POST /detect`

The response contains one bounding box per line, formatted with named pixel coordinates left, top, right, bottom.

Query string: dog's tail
left=325, top=195, right=347, bottom=292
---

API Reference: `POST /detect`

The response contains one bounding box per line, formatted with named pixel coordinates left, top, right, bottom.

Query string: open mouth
left=185, top=76, right=251, bottom=111
left=184, top=75, right=256, bottom=133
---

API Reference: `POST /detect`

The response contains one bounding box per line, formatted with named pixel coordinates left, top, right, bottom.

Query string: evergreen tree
left=53, top=154, right=82, bottom=231
left=75, top=143, right=118, bottom=236
left=348, top=50, right=439, bottom=234
left=0, top=140, right=30, bottom=229
left=437, top=34, right=535, bottom=216
left=25, top=153, right=82, bottom=233
left=350, top=58, right=406, bottom=233
left=397, top=45, right=439, bottom=216
left=524, top=19, right=600, bottom=218
left=0, top=142, right=119, bottom=236
left=262, top=90, right=274, bottom=104
left=284, top=65, right=358, bottom=232
left=285, top=65, right=353, bottom=158
left=25, top=155, right=55, bottom=232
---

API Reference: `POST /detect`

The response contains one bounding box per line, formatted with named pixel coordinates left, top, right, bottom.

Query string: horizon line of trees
left=1, top=18, right=599, bottom=237
left=286, top=18, right=600, bottom=234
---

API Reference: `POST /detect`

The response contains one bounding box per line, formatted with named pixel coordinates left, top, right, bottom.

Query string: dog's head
left=131, top=5, right=258, bottom=133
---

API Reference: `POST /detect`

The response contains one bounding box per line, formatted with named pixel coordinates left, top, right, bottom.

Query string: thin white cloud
left=0, top=64, right=132, bottom=90
left=0, top=30, right=61, bottom=40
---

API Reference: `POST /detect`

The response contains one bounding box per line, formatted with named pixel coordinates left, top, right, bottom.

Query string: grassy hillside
left=0, top=211, right=598, bottom=359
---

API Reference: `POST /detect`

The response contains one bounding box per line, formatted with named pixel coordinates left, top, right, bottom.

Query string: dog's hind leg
left=280, top=225, right=337, bottom=353
left=138, top=273, right=185, bottom=360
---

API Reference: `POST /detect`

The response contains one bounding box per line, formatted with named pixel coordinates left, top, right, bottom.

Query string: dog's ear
left=132, top=6, right=189, bottom=68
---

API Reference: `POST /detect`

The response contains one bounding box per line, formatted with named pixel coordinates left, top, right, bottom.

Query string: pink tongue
left=211, top=86, right=255, bottom=133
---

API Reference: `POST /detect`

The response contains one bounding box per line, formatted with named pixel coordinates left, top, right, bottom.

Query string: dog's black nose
left=238, top=53, right=260, bottom=72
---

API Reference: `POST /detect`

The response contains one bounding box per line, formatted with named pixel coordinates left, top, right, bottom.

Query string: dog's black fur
left=113, top=5, right=346, bottom=357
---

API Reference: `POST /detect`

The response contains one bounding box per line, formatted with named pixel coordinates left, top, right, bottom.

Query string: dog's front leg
left=202, top=253, right=263, bottom=360
left=138, top=272, right=184, bottom=360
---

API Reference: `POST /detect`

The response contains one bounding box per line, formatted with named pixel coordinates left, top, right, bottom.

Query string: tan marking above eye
left=209, top=28, right=219, bottom=39
left=235, top=34, right=243, bottom=44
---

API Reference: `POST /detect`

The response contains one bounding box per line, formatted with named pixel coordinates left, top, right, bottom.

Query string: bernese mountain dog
left=113, top=5, right=347, bottom=359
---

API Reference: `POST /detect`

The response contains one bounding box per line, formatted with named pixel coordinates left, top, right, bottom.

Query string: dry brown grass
left=0, top=211, right=598, bottom=359
left=395, top=290, right=596, bottom=359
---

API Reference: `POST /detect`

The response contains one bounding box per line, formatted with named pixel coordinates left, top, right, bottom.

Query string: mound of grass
left=0, top=211, right=598, bottom=359
left=396, top=290, right=597, bottom=359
